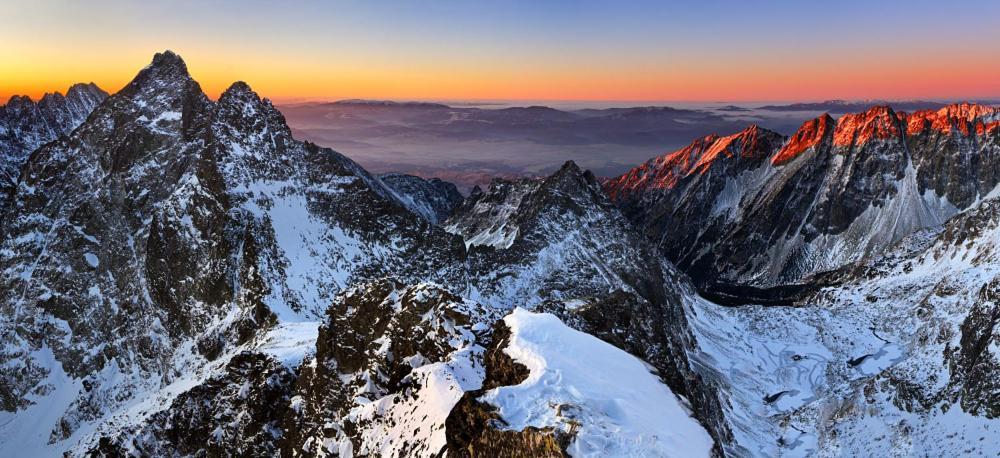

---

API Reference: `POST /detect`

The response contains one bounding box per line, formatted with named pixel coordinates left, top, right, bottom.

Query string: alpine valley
left=1, top=51, right=999, bottom=457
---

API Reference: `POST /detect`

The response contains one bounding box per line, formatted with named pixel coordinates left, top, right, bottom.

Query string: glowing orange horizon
left=5, top=1, right=1000, bottom=106
left=4, top=49, right=1000, bottom=106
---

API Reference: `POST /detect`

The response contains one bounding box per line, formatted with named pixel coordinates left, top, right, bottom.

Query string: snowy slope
left=684, top=195, right=1000, bottom=456
left=482, top=308, right=713, bottom=457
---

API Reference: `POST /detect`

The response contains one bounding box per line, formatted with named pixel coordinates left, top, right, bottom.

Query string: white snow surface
left=345, top=344, right=485, bottom=457
left=481, top=308, right=713, bottom=457
left=82, top=252, right=99, bottom=268
left=685, top=196, right=1000, bottom=456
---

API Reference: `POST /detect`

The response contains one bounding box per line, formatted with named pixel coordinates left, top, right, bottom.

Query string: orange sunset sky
left=3, top=0, right=1000, bottom=104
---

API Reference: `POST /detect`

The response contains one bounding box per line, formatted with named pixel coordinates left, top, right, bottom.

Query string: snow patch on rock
left=482, top=308, right=713, bottom=457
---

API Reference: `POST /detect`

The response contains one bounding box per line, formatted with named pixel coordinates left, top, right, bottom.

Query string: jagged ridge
left=606, top=102, right=1000, bottom=288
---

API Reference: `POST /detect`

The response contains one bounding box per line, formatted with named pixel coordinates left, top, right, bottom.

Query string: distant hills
left=278, top=98, right=998, bottom=191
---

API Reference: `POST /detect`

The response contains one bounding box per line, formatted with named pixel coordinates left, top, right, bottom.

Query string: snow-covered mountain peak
left=606, top=100, right=1000, bottom=288
left=37, top=83, right=104, bottom=115
left=70, top=53, right=208, bottom=153
left=700, top=123, right=780, bottom=162
left=0, top=82, right=108, bottom=210
left=218, top=80, right=272, bottom=108
left=120, top=50, right=205, bottom=113
left=66, top=82, right=104, bottom=97
left=1, top=83, right=105, bottom=112
left=446, top=160, right=615, bottom=251
left=215, top=80, right=292, bottom=140
left=378, top=173, right=464, bottom=224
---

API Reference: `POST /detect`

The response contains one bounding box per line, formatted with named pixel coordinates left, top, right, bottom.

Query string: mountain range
left=606, top=104, right=1000, bottom=291
left=276, top=99, right=819, bottom=192
left=0, top=82, right=107, bottom=209
left=1, top=51, right=999, bottom=457
left=277, top=98, right=992, bottom=193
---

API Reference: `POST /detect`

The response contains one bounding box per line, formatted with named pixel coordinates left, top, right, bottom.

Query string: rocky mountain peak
left=0, top=82, right=108, bottom=210
left=220, top=81, right=255, bottom=99
left=212, top=80, right=295, bottom=181
left=216, top=81, right=287, bottom=128
left=531, top=160, right=606, bottom=211
left=35, top=83, right=108, bottom=123
left=547, top=159, right=597, bottom=188
left=122, top=50, right=199, bottom=100
left=37, top=91, right=65, bottom=106
left=936, top=101, right=998, bottom=121
left=556, top=159, right=583, bottom=174
left=64, top=82, right=107, bottom=104
left=906, top=102, right=1000, bottom=136
left=832, top=104, right=901, bottom=146
left=2, top=95, right=35, bottom=111
left=95, top=51, right=212, bottom=143
left=379, top=173, right=464, bottom=224
left=67, top=82, right=102, bottom=95
left=2, top=84, right=106, bottom=112
left=772, top=113, right=834, bottom=165
left=605, top=100, right=1000, bottom=288
left=603, top=124, right=784, bottom=200
left=147, top=50, right=189, bottom=76
left=706, top=124, right=782, bottom=161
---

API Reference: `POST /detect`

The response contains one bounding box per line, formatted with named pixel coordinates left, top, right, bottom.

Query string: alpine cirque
left=2, top=49, right=1000, bottom=458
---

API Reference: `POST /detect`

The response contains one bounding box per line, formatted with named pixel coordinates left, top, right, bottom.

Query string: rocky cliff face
left=283, top=280, right=492, bottom=456
left=379, top=172, right=464, bottom=224
left=607, top=104, right=1000, bottom=289
left=0, top=51, right=461, bottom=454
left=0, top=82, right=107, bottom=210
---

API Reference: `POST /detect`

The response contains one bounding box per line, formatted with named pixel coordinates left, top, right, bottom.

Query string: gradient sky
left=3, top=0, right=1000, bottom=103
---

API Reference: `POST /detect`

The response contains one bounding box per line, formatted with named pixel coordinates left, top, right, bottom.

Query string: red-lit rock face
left=772, top=114, right=834, bottom=165
left=832, top=105, right=902, bottom=147
left=605, top=103, right=999, bottom=201
left=978, top=120, right=1000, bottom=136
left=906, top=102, right=1000, bottom=136
left=604, top=125, right=774, bottom=199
